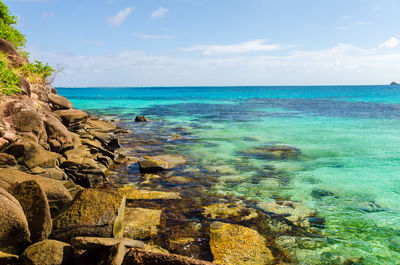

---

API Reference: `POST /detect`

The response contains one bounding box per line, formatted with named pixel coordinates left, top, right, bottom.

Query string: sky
left=4, top=0, right=400, bottom=87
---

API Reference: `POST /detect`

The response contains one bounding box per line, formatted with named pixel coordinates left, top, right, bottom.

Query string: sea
left=58, top=86, right=400, bottom=264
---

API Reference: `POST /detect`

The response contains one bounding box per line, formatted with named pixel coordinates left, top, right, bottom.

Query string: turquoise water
left=59, top=86, right=400, bottom=264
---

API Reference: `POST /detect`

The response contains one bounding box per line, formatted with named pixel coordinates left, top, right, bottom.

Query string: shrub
left=0, top=57, right=20, bottom=95
left=0, top=1, right=26, bottom=49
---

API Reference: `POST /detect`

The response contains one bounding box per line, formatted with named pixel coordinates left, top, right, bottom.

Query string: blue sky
left=5, top=0, right=400, bottom=86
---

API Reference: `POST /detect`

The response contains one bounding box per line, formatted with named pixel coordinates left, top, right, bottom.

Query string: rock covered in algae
left=118, top=186, right=181, bottom=200
left=19, top=239, right=74, bottom=265
left=9, top=180, right=52, bottom=243
left=123, top=207, right=162, bottom=239
left=209, top=222, right=274, bottom=265
left=241, top=144, right=301, bottom=160
left=202, top=203, right=258, bottom=221
left=0, top=188, right=30, bottom=254
left=138, top=155, right=186, bottom=172
left=52, top=189, right=126, bottom=242
left=70, top=236, right=144, bottom=250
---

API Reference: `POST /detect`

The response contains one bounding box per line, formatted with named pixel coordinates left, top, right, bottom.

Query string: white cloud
left=334, top=21, right=371, bottom=30
left=183, top=40, right=287, bottom=55
left=151, top=7, right=168, bottom=19
left=132, top=33, right=174, bottom=40
left=28, top=39, right=400, bottom=87
left=107, top=7, right=134, bottom=27
left=379, top=37, right=400, bottom=49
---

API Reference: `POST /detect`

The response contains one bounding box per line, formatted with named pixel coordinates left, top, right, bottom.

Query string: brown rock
left=9, top=180, right=52, bottom=243
left=118, top=186, right=181, bottom=200
left=100, top=242, right=128, bottom=265
left=123, top=208, right=162, bottom=240
left=135, top=115, right=148, bottom=122
left=85, top=119, right=117, bottom=133
left=139, top=155, right=186, bottom=173
left=43, top=113, right=74, bottom=151
left=12, top=109, right=44, bottom=135
left=19, top=76, right=31, bottom=96
left=209, top=222, right=274, bottom=265
left=0, top=168, right=73, bottom=217
left=0, top=138, right=8, bottom=151
left=70, top=237, right=144, bottom=250
left=122, top=248, right=215, bottom=265
left=2, top=132, right=17, bottom=142
left=0, top=153, right=16, bottom=167
left=19, top=240, right=74, bottom=265
left=48, top=93, right=73, bottom=110
left=52, top=189, right=126, bottom=242
left=54, top=109, right=88, bottom=126
left=0, top=188, right=30, bottom=254
left=0, top=38, right=28, bottom=67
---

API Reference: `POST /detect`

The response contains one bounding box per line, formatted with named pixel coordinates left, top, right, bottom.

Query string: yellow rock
left=209, top=222, right=274, bottom=265
left=118, top=186, right=181, bottom=200
left=203, top=203, right=258, bottom=221
left=123, top=207, right=162, bottom=239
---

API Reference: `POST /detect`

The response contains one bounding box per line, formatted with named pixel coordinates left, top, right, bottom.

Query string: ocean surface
left=58, top=86, right=400, bottom=264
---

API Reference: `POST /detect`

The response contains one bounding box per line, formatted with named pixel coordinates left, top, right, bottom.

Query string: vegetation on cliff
left=0, top=0, right=54, bottom=95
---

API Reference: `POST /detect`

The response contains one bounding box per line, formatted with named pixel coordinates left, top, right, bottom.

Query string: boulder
left=0, top=168, right=73, bottom=217
left=53, top=109, right=88, bottom=127
left=0, top=188, right=30, bottom=254
left=84, top=119, right=117, bottom=133
left=0, top=38, right=29, bottom=67
left=5, top=141, right=59, bottom=169
left=19, top=76, right=31, bottom=96
left=9, top=180, right=52, bottom=243
left=52, top=189, right=126, bottom=242
left=123, top=208, right=162, bottom=239
left=122, top=248, right=215, bottom=265
left=0, top=250, right=18, bottom=265
left=43, top=113, right=74, bottom=151
left=209, top=222, right=274, bottom=265
left=118, top=186, right=181, bottom=200
left=135, top=115, right=148, bottom=122
left=11, top=109, right=44, bottom=135
left=70, top=237, right=144, bottom=250
left=0, top=153, right=16, bottom=167
left=40, top=166, right=68, bottom=181
left=48, top=93, right=73, bottom=110
left=139, top=155, right=186, bottom=173
left=19, top=240, right=74, bottom=265
left=240, top=145, right=301, bottom=160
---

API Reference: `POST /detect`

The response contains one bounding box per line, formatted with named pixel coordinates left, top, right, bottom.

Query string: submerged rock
left=209, top=222, right=274, bottom=265
left=19, top=240, right=74, bottom=265
left=122, top=248, right=215, bottom=265
left=0, top=187, right=30, bottom=254
left=9, top=180, right=52, bottom=243
left=240, top=145, right=301, bottom=160
left=202, top=203, right=258, bottom=221
left=52, top=189, right=126, bottom=242
left=123, top=208, right=162, bottom=240
left=135, top=115, right=149, bottom=122
left=139, top=155, right=186, bottom=173
left=118, top=186, right=181, bottom=200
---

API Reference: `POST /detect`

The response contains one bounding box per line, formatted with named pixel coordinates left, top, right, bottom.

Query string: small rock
left=135, top=115, right=149, bottom=122
left=123, top=208, right=162, bottom=239
left=122, top=248, right=215, bottom=265
left=52, top=189, right=126, bottom=242
left=19, top=240, right=74, bottom=265
left=9, top=180, right=52, bottom=243
left=118, top=186, right=181, bottom=200
left=209, top=222, right=274, bottom=265
left=0, top=153, right=16, bottom=167
left=70, top=237, right=144, bottom=250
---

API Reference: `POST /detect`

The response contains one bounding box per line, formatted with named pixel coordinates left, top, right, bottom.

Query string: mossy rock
left=52, top=189, right=126, bottom=242
left=19, top=240, right=74, bottom=265
left=209, top=222, right=274, bottom=265
left=123, top=207, right=162, bottom=239
left=118, top=186, right=181, bottom=200
left=202, top=203, right=258, bottom=221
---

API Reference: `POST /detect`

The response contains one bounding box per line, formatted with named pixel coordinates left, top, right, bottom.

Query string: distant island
left=390, top=81, right=399, bottom=85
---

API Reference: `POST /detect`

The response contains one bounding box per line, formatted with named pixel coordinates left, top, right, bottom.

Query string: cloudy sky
left=5, top=0, right=400, bottom=87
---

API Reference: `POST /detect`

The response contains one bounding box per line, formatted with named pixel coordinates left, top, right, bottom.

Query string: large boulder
left=5, top=140, right=59, bottom=169
left=19, top=240, right=74, bottom=265
left=138, top=155, right=186, bottom=173
left=11, top=108, right=45, bottom=136
left=48, top=93, right=73, bottom=110
left=52, top=189, right=126, bottom=242
left=0, top=38, right=29, bottom=67
left=122, top=248, right=215, bottom=265
left=54, top=109, right=88, bottom=127
left=43, top=113, right=74, bottom=152
left=0, top=168, right=73, bottom=217
left=123, top=208, right=162, bottom=240
left=0, top=188, right=30, bottom=254
left=9, top=180, right=52, bottom=243
left=209, top=222, right=274, bottom=265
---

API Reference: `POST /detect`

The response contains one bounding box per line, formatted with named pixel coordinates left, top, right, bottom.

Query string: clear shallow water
left=59, top=86, right=400, bottom=264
